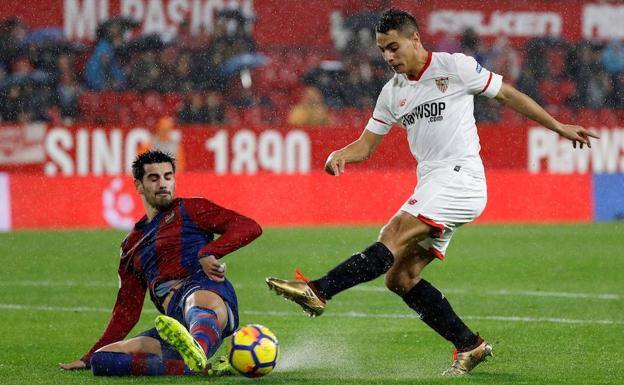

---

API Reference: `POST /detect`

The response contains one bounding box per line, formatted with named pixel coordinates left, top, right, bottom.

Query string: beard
left=147, top=192, right=174, bottom=211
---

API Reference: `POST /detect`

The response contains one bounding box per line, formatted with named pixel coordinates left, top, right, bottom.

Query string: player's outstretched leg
left=266, top=274, right=326, bottom=317
left=266, top=242, right=394, bottom=317
left=442, top=336, right=493, bottom=376
left=155, top=315, right=208, bottom=373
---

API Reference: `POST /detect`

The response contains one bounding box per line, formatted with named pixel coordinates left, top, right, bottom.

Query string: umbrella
left=125, top=34, right=165, bottom=53
left=99, top=16, right=141, bottom=32
left=0, top=71, right=53, bottom=90
left=21, top=27, right=64, bottom=46
left=221, top=53, right=268, bottom=77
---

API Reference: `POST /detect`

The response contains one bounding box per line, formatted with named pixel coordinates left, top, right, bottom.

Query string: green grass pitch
left=0, top=223, right=622, bottom=384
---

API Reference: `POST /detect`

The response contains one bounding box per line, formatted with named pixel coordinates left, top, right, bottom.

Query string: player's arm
left=185, top=199, right=263, bottom=281
left=325, top=129, right=384, bottom=176
left=494, top=82, right=599, bottom=148
left=60, top=261, right=146, bottom=370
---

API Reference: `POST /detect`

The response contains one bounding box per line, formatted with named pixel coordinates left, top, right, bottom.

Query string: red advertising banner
left=2, top=124, right=622, bottom=175
left=1, top=1, right=622, bottom=46
left=7, top=171, right=592, bottom=230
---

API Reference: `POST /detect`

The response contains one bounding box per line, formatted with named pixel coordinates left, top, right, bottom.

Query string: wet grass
left=0, top=223, right=622, bottom=384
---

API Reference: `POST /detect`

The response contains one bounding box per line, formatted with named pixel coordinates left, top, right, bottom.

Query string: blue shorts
left=137, top=270, right=239, bottom=358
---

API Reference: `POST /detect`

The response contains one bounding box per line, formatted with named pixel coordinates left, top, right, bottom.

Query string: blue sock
left=185, top=306, right=223, bottom=358
left=90, top=351, right=193, bottom=376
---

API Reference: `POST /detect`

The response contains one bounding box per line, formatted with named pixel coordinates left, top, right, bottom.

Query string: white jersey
left=366, top=51, right=503, bottom=175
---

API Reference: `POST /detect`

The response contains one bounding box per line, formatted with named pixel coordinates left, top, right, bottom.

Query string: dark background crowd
left=0, top=9, right=623, bottom=128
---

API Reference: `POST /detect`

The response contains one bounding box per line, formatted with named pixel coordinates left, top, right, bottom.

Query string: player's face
left=137, top=162, right=176, bottom=211
left=376, top=29, right=420, bottom=74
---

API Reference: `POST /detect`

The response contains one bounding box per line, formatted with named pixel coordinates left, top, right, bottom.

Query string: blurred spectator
left=487, top=36, right=521, bottom=84
left=55, top=54, right=81, bottom=122
left=341, top=55, right=379, bottom=108
left=586, top=70, right=614, bottom=109
left=460, top=28, right=488, bottom=65
left=127, top=50, right=162, bottom=92
left=0, top=84, right=24, bottom=121
left=2, top=6, right=619, bottom=127
left=217, top=10, right=256, bottom=55
left=0, top=83, right=50, bottom=123
left=0, top=18, right=27, bottom=72
left=516, top=67, right=544, bottom=106
left=177, top=20, right=210, bottom=51
left=524, top=38, right=552, bottom=81
left=157, top=46, right=179, bottom=92
left=0, top=56, right=51, bottom=122
left=196, top=37, right=229, bottom=91
left=138, top=116, right=185, bottom=171
left=611, top=72, right=624, bottom=109
left=177, top=92, right=225, bottom=124
left=228, top=86, right=273, bottom=110
left=568, top=42, right=604, bottom=109
left=304, top=61, right=346, bottom=107
left=22, top=81, right=51, bottom=122
left=601, top=39, right=624, bottom=75
left=288, top=86, right=330, bottom=127
left=205, top=92, right=226, bottom=124
left=434, top=33, right=461, bottom=54
left=177, top=93, right=208, bottom=124
left=335, top=1, right=389, bottom=57
left=85, top=23, right=125, bottom=90
left=173, top=52, right=195, bottom=92
left=474, top=97, right=500, bottom=123
left=226, top=68, right=273, bottom=110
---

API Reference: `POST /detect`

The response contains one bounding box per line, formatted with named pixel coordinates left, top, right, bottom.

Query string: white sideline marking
left=0, top=173, right=10, bottom=231
left=0, top=303, right=623, bottom=325
left=0, top=280, right=620, bottom=300
left=352, top=286, right=622, bottom=300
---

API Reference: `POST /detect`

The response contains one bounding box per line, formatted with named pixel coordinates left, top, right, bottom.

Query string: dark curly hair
left=376, top=8, right=419, bottom=36
left=132, top=150, right=176, bottom=180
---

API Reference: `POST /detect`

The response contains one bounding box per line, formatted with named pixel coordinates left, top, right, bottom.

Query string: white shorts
left=399, top=165, right=487, bottom=260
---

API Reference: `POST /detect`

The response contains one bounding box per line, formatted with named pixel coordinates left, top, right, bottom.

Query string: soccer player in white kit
left=267, top=8, right=599, bottom=376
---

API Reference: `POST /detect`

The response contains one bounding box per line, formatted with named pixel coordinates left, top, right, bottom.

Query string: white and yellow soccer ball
left=228, top=324, right=279, bottom=378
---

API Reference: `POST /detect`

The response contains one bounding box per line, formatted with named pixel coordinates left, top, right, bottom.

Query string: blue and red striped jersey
left=81, top=197, right=262, bottom=363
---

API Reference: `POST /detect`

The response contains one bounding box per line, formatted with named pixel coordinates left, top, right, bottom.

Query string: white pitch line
left=351, top=286, right=622, bottom=300
left=0, top=280, right=116, bottom=288
left=1, top=303, right=623, bottom=325
left=0, top=280, right=619, bottom=300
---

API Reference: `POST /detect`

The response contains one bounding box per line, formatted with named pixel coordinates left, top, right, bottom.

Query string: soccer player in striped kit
left=60, top=150, right=262, bottom=376
left=267, top=8, right=599, bottom=376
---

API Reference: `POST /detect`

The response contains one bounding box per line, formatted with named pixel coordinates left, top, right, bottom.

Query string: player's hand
left=200, top=254, right=226, bottom=282
left=59, top=359, right=87, bottom=370
left=556, top=124, right=600, bottom=149
left=324, top=151, right=346, bottom=176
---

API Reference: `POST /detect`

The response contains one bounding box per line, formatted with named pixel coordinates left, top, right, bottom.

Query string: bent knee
left=384, top=269, right=420, bottom=296
left=384, top=273, right=402, bottom=294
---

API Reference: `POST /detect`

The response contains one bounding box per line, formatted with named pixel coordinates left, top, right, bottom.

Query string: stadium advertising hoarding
left=1, top=123, right=621, bottom=230
left=5, top=171, right=593, bottom=230
left=1, top=124, right=623, bottom=175
left=1, top=0, right=623, bottom=44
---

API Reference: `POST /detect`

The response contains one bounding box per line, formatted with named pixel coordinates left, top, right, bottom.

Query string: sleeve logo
left=476, top=63, right=483, bottom=73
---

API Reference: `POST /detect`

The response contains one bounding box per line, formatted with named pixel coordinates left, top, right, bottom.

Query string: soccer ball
left=228, top=324, right=279, bottom=378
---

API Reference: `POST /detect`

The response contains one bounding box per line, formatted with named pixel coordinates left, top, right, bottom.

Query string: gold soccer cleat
left=155, top=315, right=208, bottom=373
left=266, top=275, right=326, bottom=317
left=442, top=337, right=493, bottom=376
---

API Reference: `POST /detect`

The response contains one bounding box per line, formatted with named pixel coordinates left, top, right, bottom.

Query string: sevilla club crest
left=435, top=77, right=449, bottom=93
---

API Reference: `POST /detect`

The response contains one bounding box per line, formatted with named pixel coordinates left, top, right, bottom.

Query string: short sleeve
left=365, top=83, right=395, bottom=135
left=454, top=53, right=503, bottom=98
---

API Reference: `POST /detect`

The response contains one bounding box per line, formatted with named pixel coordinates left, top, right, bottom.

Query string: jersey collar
left=406, top=51, right=432, bottom=81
